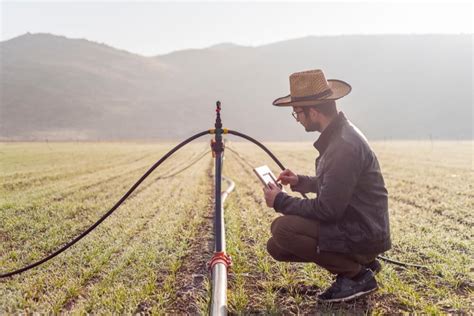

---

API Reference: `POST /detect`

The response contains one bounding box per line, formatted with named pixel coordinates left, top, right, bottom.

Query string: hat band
left=291, top=89, right=332, bottom=102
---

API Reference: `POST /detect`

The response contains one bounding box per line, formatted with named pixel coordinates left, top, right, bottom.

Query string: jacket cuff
left=273, top=192, right=287, bottom=213
left=290, top=174, right=309, bottom=193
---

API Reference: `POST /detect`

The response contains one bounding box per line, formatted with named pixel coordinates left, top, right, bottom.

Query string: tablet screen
left=261, top=172, right=277, bottom=186
left=253, top=165, right=278, bottom=187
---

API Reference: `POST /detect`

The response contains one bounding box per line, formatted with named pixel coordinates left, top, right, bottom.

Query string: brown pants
left=267, top=215, right=377, bottom=278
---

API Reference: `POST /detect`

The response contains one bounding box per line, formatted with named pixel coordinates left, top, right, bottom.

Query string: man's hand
left=277, top=169, right=299, bottom=186
left=263, top=182, right=282, bottom=208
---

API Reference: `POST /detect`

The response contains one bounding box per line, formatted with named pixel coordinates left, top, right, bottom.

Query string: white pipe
left=210, top=176, right=235, bottom=316
left=221, top=176, right=235, bottom=203
left=211, top=263, right=228, bottom=316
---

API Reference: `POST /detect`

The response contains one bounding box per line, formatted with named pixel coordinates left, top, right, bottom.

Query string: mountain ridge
left=1, top=33, right=472, bottom=141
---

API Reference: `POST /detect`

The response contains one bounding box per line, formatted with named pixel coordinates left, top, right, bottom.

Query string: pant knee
left=271, top=216, right=297, bottom=246
left=270, top=216, right=284, bottom=236
left=266, top=237, right=277, bottom=259
left=266, top=237, right=288, bottom=262
left=270, top=216, right=294, bottom=239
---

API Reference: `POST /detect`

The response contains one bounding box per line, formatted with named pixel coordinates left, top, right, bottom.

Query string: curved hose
left=377, top=255, right=428, bottom=270
left=0, top=130, right=210, bottom=278
left=227, top=130, right=308, bottom=199
left=227, top=130, right=285, bottom=170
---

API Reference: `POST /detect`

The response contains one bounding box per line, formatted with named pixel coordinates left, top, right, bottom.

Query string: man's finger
left=268, top=182, right=277, bottom=189
left=277, top=170, right=286, bottom=180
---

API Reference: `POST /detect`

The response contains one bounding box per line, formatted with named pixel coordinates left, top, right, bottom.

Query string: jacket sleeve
left=290, top=175, right=317, bottom=193
left=273, top=143, right=363, bottom=222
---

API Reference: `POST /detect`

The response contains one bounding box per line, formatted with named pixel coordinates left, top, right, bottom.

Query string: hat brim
left=272, top=79, right=352, bottom=107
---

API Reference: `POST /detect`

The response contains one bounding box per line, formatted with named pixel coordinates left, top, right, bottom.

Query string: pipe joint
left=209, top=128, right=229, bottom=135
left=208, top=251, right=233, bottom=270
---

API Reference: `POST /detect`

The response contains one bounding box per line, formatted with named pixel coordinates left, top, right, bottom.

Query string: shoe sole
left=317, top=286, right=378, bottom=304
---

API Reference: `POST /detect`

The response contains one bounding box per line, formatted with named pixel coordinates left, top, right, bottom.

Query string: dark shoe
left=366, top=259, right=382, bottom=274
left=317, top=268, right=378, bottom=303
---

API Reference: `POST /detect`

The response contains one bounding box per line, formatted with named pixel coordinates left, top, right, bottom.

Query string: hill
left=0, top=33, right=471, bottom=140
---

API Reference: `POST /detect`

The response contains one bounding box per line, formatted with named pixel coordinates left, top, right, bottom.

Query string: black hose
left=377, top=255, right=428, bottom=270
left=227, top=130, right=308, bottom=199
left=228, top=130, right=285, bottom=169
left=0, top=130, right=211, bottom=278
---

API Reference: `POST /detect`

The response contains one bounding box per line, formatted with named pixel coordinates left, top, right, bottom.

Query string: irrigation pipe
left=210, top=175, right=235, bottom=316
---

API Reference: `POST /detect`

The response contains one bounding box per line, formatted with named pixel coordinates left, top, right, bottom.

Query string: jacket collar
left=313, top=111, right=347, bottom=153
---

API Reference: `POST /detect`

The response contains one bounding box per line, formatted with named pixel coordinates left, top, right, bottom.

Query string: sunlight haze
left=1, top=2, right=472, bottom=55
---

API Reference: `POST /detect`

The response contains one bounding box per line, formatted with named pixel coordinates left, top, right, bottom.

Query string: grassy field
left=0, top=140, right=472, bottom=314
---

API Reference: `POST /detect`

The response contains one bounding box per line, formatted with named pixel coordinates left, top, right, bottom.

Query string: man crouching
left=263, top=69, right=391, bottom=303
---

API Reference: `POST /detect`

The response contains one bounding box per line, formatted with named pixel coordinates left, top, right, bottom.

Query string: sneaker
left=366, top=259, right=382, bottom=274
left=317, top=268, right=378, bottom=303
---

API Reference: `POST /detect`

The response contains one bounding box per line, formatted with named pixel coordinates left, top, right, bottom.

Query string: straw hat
left=272, top=69, right=352, bottom=107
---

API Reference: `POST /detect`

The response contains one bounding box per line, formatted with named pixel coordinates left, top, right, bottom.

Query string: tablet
left=253, top=165, right=282, bottom=189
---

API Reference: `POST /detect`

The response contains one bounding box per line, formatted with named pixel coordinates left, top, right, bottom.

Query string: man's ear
left=308, top=107, right=320, bottom=120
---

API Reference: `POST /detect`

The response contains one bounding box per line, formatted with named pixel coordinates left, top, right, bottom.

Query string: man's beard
left=304, top=120, right=321, bottom=132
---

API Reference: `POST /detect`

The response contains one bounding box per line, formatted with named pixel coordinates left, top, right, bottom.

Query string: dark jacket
left=273, top=112, right=391, bottom=254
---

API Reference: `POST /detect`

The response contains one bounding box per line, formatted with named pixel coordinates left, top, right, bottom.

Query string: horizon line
left=2, top=31, right=473, bottom=57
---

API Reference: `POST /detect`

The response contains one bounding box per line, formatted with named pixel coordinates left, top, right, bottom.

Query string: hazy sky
left=1, top=1, right=472, bottom=56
